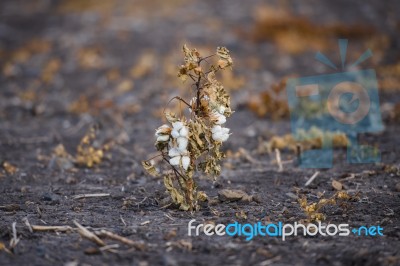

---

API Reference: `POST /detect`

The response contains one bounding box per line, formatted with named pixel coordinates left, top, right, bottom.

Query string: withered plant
left=299, top=191, right=358, bottom=222
left=142, top=45, right=234, bottom=211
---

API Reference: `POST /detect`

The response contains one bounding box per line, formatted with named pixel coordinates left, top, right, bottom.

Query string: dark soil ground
left=0, top=0, right=400, bottom=265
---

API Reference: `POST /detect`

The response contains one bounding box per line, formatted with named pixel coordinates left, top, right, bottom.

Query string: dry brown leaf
left=2, top=161, right=18, bottom=175
left=77, top=47, right=103, bottom=69
left=141, top=161, right=159, bottom=177
left=116, top=79, right=134, bottom=94
left=130, top=52, right=156, bottom=79
left=332, top=179, right=343, bottom=191
left=0, top=242, right=12, bottom=255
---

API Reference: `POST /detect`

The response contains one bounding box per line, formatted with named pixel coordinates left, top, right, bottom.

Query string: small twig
left=239, top=147, right=261, bottom=164
left=97, top=230, right=145, bottom=250
left=99, top=244, right=120, bottom=252
left=72, top=193, right=110, bottom=200
left=73, top=220, right=105, bottom=246
left=160, top=203, right=172, bottom=209
left=36, top=205, right=42, bottom=218
left=198, top=54, right=215, bottom=63
left=275, top=148, right=283, bottom=172
left=140, top=221, right=150, bottom=226
left=305, top=171, right=320, bottom=187
left=259, top=255, right=282, bottom=266
left=296, top=144, right=302, bottom=165
left=120, top=215, right=127, bottom=227
left=22, top=217, right=33, bottom=233
left=9, top=222, right=20, bottom=250
left=136, top=197, right=148, bottom=208
left=31, top=225, right=73, bottom=232
left=0, top=242, right=12, bottom=255
left=164, top=213, right=175, bottom=221
left=164, top=97, right=191, bottom=115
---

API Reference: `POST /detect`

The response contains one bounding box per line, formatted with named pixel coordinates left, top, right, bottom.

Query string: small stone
left=395, top=182, right=400, bottom=192
left=41, top=192, right=61, bottom=203
left=218, top=189, right=253, bottom=202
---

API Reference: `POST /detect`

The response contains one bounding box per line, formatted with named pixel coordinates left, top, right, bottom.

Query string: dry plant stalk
left=31, top=225, right=73, bottom=232
left=73, top=220, right=105, bottom=246
left=72, top=193, right=110, bottom=200
left=142, top=45, right=234, bottom=211
left=97, top=229, right=145, bottom=250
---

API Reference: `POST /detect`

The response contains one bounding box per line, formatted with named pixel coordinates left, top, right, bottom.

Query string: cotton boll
left=168, top=148, right=181, bottom=157
left=169, top=156, right=180, bottom=166
left=212, top=131, right=223, bottom=142
left=219, top=132, right=229, bottom=142
left=218, top=106, right=226, bottom=114
left=171, top=129, right=180, bottom=138
left=211, top=111, right=226, bottom=125
left=177, top=137, right=188, bottom=151
left=155, top=124, right=171, bottom=142
left=156, top=124, right=171, bottom=133
left=216, top=114, right=226, bottom=125
left=179, top=126, right=189, bottom=137
left=172, top=121, right=183, bottom=131
left=157, top=135, right=169, bottom=142
left=181, top=156, right=190, bottom=170
left=221, top=127, right=230, bottom=134
left=212, top=125, right=222, bottom=134
left=211, top=125, right=230, bottom=142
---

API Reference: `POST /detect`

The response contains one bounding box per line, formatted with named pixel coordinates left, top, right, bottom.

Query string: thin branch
left=163, top=96, right=191, bottom=115
left=31, top=225, right=73, bottom=232
left=305, top=171, right=320, bottom=187
left=73, top=220, right=105, bottom=246
left=274, top=148, right=283, bottom=172
left=188, top=74, right=197, bottom=82
left=96, top=230, right=145, bottom=250
left=72, top=193, right=110, bottom=200
left=198, top=54, right=215, bottom=63
left=9, top=222, right=19, bottom=250
left=162, top=157, right=186, bottom=180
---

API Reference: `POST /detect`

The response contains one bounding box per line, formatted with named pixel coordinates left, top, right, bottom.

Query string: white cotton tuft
left=221, top=127, right=230, bottom=134
left=168, top=148, right=181, bottom=157
left=179, top=126, right=189, bottom=137
left=212, top=125, right=222, bottom=134
left=157, top=135, right=169, bottom=142
left=169, top=156, right=180, bottom=166
left=212, top=112, right=226, bottom=125
left=211, top=125, right=230, bottom=142
left=177, top=137, right=188, bottom=151
left=171, top=129, right=180, bottom=139
left=172, top=121, right=183, bottom=131
left=181, top=156, right=190, bottom=170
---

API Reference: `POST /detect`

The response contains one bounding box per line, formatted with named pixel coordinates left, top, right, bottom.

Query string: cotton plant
left=143, top=45, right=234, bottom=211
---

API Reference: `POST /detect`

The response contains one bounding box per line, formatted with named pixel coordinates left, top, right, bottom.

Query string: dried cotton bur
left=51, top=124, right=113, bottom=170
left=299, top=191, right=359, bottom=222
left=142, top=45, right=234, bottom=211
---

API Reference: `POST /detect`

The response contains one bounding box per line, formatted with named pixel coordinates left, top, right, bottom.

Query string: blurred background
left=1, top=1, right=400, bottom=265
left=0, top=0, right=399, bottom=171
